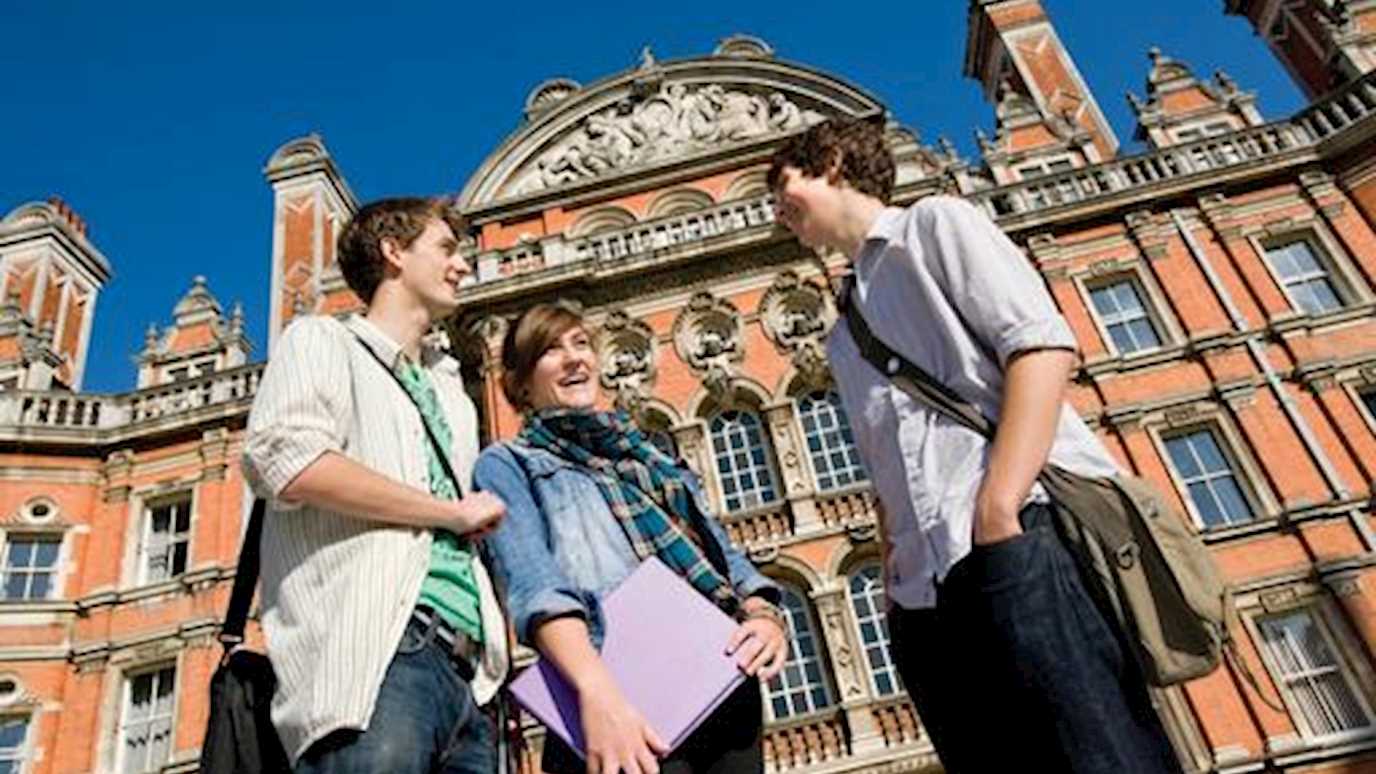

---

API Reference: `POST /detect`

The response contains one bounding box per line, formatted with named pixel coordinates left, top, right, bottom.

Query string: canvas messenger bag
left=843, top=290, right=1232, bottom=686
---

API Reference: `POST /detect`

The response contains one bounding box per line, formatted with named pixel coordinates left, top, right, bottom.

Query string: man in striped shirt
left=242, top=197, right=510, bottom=773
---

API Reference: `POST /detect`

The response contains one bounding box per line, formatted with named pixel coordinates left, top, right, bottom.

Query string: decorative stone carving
left=529, top=83, right=825, bottom=192
left=759, top=272, right=833, bottom=386
left=598, top=310, right=657, bottom=413
left=524, top=78, right=582, bottom=121
left=813, top=589, right=867, bottom=700
left=453, top=315, right=509, bottom=376
left=673, top=292, right=744, bottom=401
left=713, top=34, right=774, bottom=59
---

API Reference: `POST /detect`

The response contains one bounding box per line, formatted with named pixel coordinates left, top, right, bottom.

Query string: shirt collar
left=344, top=314, right=452, bottom=371
left=864, top=206, right=907, bottom=246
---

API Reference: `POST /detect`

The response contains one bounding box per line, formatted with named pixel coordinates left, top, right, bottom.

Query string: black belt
left=411, top=606, right=480, bottom=683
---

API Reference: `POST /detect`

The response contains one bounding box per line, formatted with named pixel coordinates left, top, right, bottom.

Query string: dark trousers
left=542, top=678, right=763, bottom=774
left=296, top=612, right=494, bottom=774
left=890, top=503, right=1182, bottom=774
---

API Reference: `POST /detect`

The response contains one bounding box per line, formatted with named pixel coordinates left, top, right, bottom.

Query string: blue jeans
left=889, top=503, right=1182, bottom=774
left=295, top=613, right=495, bottom=774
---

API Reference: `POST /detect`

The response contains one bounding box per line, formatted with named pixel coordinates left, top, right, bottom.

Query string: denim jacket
left=474, top=441, right=779, bottom=648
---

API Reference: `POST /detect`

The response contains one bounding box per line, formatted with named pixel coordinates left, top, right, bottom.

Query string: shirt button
left=886, top=357, right=900, bottom=375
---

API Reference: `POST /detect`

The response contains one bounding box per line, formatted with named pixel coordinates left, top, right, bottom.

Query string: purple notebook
left=507, top=557, right=746, bottom=757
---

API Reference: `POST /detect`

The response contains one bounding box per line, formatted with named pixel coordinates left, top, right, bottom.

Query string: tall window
left=797, top=391, right=867, bottom=492
left=120, top=665, right=176, bottom=774
left=1088, top=279, right=1162, bottom=355
left=1257, top=608, right=1374, bottom=740
left=764, top=586, right=834, bottom=720
left=1263, top=239, right=1343, bottom=316
left=848, top=564, right=902, bottom=697
left=141, top=495, right=192, bottom=584
left=1163, top=429, right=1254, bottom=529
left=2, top=535, right=60, bottom=601
left=0, top=716, right=29, bottom=774
left=709, top=411, right=779, bottom=511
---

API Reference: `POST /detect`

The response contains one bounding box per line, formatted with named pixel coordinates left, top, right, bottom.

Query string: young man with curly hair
left=767, top=119, right=1180, bottom=773
left=242, top=197, right=510, bottom=773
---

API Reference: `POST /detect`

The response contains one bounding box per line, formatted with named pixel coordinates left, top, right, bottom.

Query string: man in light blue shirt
left=767, top=118, right=1179, bottom=773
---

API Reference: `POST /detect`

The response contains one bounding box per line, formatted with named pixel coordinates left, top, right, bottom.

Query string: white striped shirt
left=241, top=314, right=508, bottom=765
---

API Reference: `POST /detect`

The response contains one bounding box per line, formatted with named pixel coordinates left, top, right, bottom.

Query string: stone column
left=672, top=421, right=719, bottom=508
left=763, top=400, right=821, bottom=536
left=811, top=586, right=885, bottom=754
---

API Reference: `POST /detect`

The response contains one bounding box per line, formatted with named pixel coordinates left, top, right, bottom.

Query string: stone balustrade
left=763, top=708, right=850, bottom=772
left=869, top=695, right=924, bottom=748
left=719, top=500, right=794, bottom=550
left=814, top=484, right=877, bottom=531
left=0, top=363, right=264, bottom=435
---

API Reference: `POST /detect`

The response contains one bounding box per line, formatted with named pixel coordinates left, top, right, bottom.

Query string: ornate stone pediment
left=458, top=50, right=884, bottom=209
left=759, top=271, right=833, bottom=384
left=672, top=292, right=743, bottom=400
left=598, top=309, right=656, bottom=412
left=526, top=83, right=826, bottom=194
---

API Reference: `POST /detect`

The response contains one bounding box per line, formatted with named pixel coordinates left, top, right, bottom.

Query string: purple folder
left=507, top=557, right=746, bottom=757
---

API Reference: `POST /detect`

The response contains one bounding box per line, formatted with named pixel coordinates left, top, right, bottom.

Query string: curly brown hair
left=336, top=197, right=466, bottom=305
left=766, top=117, right=895, bottom=204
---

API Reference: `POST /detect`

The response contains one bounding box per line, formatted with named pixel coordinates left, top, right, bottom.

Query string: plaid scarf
left=519, top=408, right=738, bottom=612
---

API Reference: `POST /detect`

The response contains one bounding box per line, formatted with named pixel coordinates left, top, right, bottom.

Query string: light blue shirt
left=826, top=197, right=1121, bottom=610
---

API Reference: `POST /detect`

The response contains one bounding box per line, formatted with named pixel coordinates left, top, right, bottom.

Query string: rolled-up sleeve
left=916, top=197, right=1077, bottom=366
left=241, top=317, right=352, bottom=510
left=475, top=446, right=600, bottom=645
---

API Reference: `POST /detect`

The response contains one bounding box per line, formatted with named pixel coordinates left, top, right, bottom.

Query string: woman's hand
left=577, top=673, right=668, bottom=774
left=727, top=598, right=789, bottom=682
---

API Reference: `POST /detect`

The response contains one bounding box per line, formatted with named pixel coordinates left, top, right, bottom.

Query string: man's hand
left=972, top=495, right=1023, bottom=546
left=449, top=492, right=506, bottom=537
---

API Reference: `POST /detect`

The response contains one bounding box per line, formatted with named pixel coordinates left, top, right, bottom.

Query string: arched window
left=796, top=391, right=867, bottom=491
left=708, top=410, right=779, bottom=511
left=764, top=585, right=834, bottom=719
left=847, top=563, right=902, bottom=697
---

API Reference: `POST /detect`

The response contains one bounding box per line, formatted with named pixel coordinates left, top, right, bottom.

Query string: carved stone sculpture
left=598, top=310, right=656, bottom=413
left=521, top=83, right=825, bottom=193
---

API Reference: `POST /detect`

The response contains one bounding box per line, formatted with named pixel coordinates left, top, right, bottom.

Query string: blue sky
left=1, top=1, right=1305, bottom=393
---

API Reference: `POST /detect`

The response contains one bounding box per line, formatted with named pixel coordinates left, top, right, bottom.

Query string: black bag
left=200, top=499, right=291, bottom=773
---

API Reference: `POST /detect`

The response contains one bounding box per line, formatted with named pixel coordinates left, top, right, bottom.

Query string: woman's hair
left=500, top=302, right=590, bottom=412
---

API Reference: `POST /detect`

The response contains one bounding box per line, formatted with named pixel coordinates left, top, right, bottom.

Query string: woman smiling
left=475, top=303, right=787, bottom=774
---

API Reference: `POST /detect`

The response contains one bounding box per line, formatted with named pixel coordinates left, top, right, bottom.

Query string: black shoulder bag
left=199, top=498, right=291, bottom=773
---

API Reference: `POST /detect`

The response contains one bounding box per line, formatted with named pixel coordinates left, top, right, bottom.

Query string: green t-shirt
left=396, top=361, right=483, bottom=643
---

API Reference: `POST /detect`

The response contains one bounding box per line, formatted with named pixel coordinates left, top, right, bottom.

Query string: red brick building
left=3, top=1, right=1376, bottom=771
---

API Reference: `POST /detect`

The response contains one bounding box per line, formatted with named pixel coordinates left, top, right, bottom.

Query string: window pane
left=6, top=542, right=32, bottom=567
left=798, top=392, right=868, bottom=492
left=1127, top=319, right=1160, bottom=350
left=2, top=575, right=24, bottom=600
left=847, top=564, right=902, bottom=697
left=709, top=411, right=779, bottom=512
left=764, top=586, right=834, bottom=719
left=33, top=540, right=59, bottom=567
left=1165, top=437, right=1202, bottom=478
left=1190, top=432, right=1227, bottom=472
left=1259, top=610, right=1373, bottom=738
left=1212, top=478, right=1252, bottom=524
